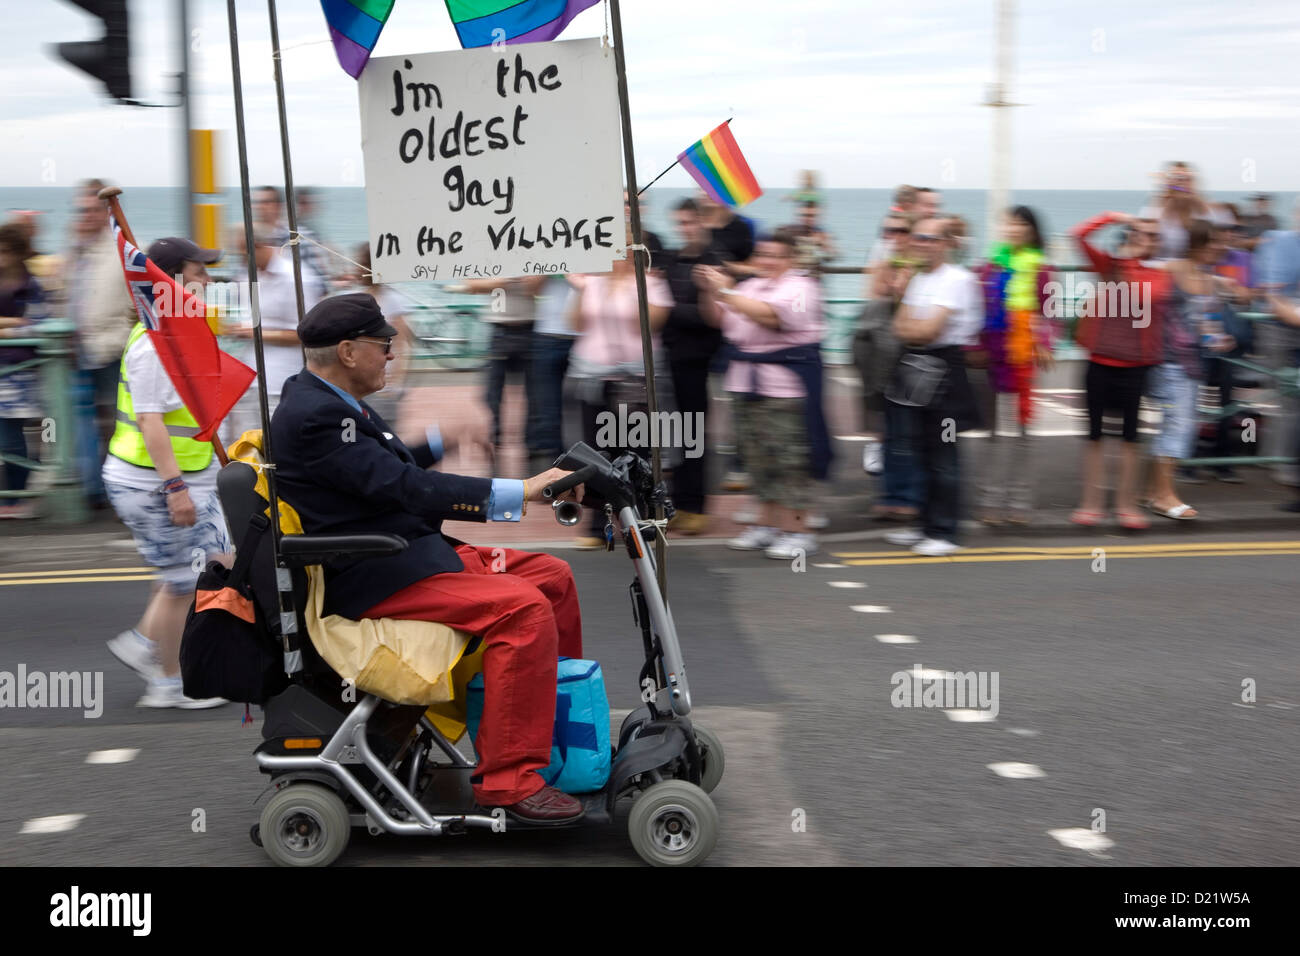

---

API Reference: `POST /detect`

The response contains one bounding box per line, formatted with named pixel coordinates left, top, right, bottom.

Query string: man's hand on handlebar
left=528, top=467, right=582, bottom=503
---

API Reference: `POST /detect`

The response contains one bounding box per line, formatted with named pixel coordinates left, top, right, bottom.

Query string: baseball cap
left=148, top=237, right=221, bottom=276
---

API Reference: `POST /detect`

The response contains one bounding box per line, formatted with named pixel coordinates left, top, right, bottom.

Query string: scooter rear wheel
left=259, top=784, right=351, bottom=867
left=628, top=780, right=718, bottom=867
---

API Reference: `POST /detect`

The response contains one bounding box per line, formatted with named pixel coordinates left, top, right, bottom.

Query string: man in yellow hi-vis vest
left=103, top=237, right=232, bottom=709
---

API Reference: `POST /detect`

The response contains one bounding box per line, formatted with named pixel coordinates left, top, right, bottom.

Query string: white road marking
left=874, top=633, right=918, bottom=644
left=20, top=813, right=86, bottom=834
left=1048, top=828, right=1115, bottom=854
left=813, top=562, right=846, bottom=568
left=1008, top=728, right=1040, bottom=737
left=850, top=605, right=891, bottom=613
left=988, top=762, right=1046, bottom=779
left=828, top=581, right=867, bottom=589
left=944, top=709, right=996, bottom=722
left=86, top=748, right=140, bottom=765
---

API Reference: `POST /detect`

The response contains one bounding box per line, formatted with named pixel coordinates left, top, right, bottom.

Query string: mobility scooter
left=224, top=441, right=724, bottom=866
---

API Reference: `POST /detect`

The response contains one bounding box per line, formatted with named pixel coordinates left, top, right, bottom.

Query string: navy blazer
left=270, top=371, right=494, bottom=618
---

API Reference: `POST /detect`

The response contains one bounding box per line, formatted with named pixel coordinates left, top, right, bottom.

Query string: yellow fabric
left=108, top=323, right=214, bottom=472
left=227, top=431, right=482, bottom=736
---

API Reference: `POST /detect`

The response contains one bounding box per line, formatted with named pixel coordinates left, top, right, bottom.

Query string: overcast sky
left=7, top=0, right=1299, bottom=191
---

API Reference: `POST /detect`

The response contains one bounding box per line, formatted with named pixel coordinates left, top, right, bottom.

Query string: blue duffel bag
left=466, top=657, right=611, bottom=794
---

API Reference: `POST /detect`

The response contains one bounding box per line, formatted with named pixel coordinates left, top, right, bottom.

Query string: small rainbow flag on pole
left=321, top=0, right=396, bottom=78
left=677, top=121, right=762, bottom=208
left=445, top=0, right=601, bottom=49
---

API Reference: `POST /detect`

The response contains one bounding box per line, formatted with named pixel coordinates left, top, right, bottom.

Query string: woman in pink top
left=564, top=233, right=674, bottom=547
left=697, top=228, right=826, bottom=559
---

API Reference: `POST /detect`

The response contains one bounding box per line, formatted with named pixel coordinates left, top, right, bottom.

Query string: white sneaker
left=912, top=537, right=961, bottom=557
left=862, top=440, right=883, bottom=475
left=884, top=529, right=924, bottom=546
left=804, top=512, right=829, bottom=530
left=137, top=677, right=228, bottom=710
left=107, top=629, right=162, bottom=682
left=765, top=532, right=818, bottom=560
left=727, top=526, right=779, bottom=551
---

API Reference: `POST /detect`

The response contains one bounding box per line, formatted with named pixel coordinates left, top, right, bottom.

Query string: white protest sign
left=358, top=37, right=625, bottom=283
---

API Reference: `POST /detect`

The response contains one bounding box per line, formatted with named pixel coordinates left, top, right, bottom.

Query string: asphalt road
left=2, top=528, right=1297, bottom=867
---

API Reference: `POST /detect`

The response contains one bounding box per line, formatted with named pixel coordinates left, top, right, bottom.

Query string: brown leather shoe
left=501, top=785, right=585, bottom=826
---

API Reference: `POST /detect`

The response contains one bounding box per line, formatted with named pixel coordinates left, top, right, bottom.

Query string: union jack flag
left=114, top=216, right=167, bottom=331
left=110, top=212, right=255, bottom=442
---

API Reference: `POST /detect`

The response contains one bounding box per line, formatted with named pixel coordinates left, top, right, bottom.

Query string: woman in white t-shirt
left=883, top=217, right=983, bottom=557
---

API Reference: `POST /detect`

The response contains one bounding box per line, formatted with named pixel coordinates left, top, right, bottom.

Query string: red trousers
left=360, top=544, right=583, bottom=805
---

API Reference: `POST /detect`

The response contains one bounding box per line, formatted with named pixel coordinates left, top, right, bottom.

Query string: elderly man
left=68, top=180, right=137, bottom=507
left=270, top=293, right=587, bottom=824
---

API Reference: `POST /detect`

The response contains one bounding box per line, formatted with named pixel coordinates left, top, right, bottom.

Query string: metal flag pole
left=608, top=0, right=667, bottom=599
left=225, top=0, right=301, bottom=677
left=266, top=0, right=308, bottom=330
left=983, top=0, right=1017, bottom=250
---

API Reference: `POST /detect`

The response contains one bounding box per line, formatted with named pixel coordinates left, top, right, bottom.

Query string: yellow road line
left=834, top=540, right=1300, bottom=558
left=0, top=567, right=152, bottom=579
left=0, top=574, right=156, bottom=587
left=840, top=548, right=1300, bottom=567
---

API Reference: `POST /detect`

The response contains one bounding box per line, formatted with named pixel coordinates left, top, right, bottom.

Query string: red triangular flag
left=112, top=214, right=255, bottom=442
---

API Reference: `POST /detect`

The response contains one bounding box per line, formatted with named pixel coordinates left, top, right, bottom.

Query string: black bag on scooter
left=180, top=513, right=288, bottom=704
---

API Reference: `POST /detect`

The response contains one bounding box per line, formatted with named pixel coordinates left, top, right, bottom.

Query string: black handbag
left=179, top=513, right=288, bottom=704
left=886, top=351, right=950, bottom=409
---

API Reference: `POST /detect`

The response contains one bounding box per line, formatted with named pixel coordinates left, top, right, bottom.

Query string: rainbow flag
left=677, top=122, right=762, bottom=208
left=445, top=0, right=600, bottom=48
left=321, top=0, right=396, bottom=78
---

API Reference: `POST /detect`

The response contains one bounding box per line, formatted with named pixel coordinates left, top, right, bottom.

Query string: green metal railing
left=0, top=321, right=87, bottom=524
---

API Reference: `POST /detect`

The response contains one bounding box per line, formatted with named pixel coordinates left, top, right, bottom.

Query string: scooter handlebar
left=542, top=464, right=599, bottom=500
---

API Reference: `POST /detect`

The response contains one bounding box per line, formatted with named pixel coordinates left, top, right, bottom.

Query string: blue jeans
left=75, top=364, right=118, bottom=503
left=529, top=334, right=573, bottom=460
left=881, top=399, right=925, bottom=508
left=0, top=417, right=32, bottom=492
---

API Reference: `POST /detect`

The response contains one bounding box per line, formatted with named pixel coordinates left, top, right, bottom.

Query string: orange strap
left=196, top=586, right=256, bottom=624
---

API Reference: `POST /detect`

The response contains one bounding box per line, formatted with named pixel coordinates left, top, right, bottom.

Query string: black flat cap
left=298, top=292, right=399, bottom=347
left=148, top=237, right=221, bottom=276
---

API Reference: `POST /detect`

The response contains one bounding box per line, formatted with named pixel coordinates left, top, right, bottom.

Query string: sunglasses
left=912, top=233, right=942, bottom=243
left=883, top=226, right=908, bottom=236
left=351, top=336, right=394, bottom=355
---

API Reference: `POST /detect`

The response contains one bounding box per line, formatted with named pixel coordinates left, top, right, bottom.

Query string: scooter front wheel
left=628, top=780, right=718, bottom=867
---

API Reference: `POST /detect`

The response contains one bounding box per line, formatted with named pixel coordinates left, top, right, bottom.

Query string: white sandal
left=1147, top=501, right=1198, bottom=520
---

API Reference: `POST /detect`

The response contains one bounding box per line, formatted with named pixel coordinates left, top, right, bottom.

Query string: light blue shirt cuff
left=424, top=424, right=443, bottom=462
left=488, top=479, right=525, bottom=522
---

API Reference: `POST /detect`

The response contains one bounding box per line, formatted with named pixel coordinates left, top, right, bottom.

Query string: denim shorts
left=1148, top=363, right=1199, bottom=460
left=104, top=481, right=231, bottom=593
